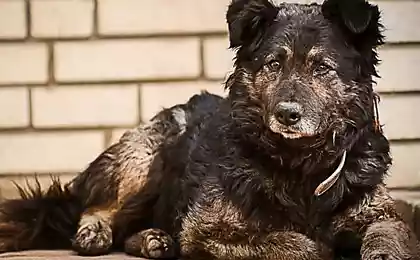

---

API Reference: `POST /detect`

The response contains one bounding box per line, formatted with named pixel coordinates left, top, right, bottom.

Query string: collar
left=314, top=150, right=347, bottom=196
left=313, top=94, right=382, bottom=196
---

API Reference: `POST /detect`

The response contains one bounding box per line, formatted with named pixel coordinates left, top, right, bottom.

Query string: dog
left=0, top=0, right=418, bottom=259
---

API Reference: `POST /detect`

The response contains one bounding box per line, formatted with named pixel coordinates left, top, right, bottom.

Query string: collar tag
left=373, top=94, right=382, bottom=133
left=314, top=150, right=347, bottom=196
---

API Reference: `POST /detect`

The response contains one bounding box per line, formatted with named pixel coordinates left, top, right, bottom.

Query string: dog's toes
left=72, top=217, right=112, bottom=256
left=124, top=228, right=175, bottom=259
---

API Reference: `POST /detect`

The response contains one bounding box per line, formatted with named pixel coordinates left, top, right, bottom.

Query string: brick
left=140, top=81, right=227, bottom=121
left=203, top=37, right=235, bottom=79
left=98, top=0, right=228, bottom=35
left=0, top=88, right=29, bottom=128
left=0, top=131, right=104, bottom=174
left=373, top=1, right=420, bottom=43
left=386, top=142, right=420, bottom=188
left=55, top=39, right=200, bottom=82
left=32, top=85, right=139, bottom=128
left=0, top=43, right=48, bottom=84
left=0, top=0, right=26, bottom=39
left=379, top=95, right=420, bottom=140
left=0, top=174, right=76, bottom=200
left=376, top=46, right=420, bottom=93
left=31, top=0, right=94, bottom=38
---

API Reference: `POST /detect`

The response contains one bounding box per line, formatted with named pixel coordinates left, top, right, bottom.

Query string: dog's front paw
left=361, top=248, right=418, bottom=260
left=362, top=249, right=408, bottom=260
left=72, top=215, right=112, bottom=256
left=361, top=221, right=419, bottom=260
left=124, top=228, right=176, bottom=259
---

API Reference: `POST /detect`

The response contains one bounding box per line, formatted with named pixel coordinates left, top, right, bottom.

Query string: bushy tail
left=0, top=177, right=83, bottom=252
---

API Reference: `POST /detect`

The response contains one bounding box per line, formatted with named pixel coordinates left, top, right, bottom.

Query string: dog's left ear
left=322, top=0, right=384, bottom=50
left=226, top=0, right=278, bottom=50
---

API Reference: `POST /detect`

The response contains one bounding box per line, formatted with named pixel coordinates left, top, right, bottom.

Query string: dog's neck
left=225, top=118, right=389, bottom=229
left=232, top=115, right=376, bottom=190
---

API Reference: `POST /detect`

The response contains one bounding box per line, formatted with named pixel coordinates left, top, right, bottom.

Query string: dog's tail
left=0, top=177, right=82, bottom=252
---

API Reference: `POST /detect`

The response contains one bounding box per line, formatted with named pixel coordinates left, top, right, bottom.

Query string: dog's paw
left=361, top=221, right=419, bottom=260
left=361, top=241, right=415, bottom=260
left=124, top=228, right=175, bottom=259
left=361, top=251, right=408, bottom=260
left=72, top=215, right=112, bottom=256
left=361, top=246, right=419, bottom=260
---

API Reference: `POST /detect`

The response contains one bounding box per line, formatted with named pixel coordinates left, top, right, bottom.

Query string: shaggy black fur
left=0, top=0, right=418, bottom=260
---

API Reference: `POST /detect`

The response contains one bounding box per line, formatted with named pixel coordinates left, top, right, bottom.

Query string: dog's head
left=226, top=0, right=384, bottom=143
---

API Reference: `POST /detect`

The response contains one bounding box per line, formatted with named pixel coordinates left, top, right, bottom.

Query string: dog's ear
left=321, top=0, right=384, bottom=50
left=226, top=0, right=278, bottom=49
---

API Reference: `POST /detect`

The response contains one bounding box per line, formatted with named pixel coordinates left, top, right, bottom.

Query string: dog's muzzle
left=274, top=102, right=303, bottom=126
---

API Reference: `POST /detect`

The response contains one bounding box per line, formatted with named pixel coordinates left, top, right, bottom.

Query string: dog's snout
left=275, top=102, right=303, bottom=126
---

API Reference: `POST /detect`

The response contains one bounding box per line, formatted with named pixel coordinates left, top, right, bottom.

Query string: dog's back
left=0, top=91, right=223, bottom=255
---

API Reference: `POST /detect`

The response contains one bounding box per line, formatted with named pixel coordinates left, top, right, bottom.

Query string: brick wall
left=0, top=0, right=419, bottom=199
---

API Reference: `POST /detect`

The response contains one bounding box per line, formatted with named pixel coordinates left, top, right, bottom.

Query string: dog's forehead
left=262, top=4, right=338, bottom=58
left=274, top=1, right=322, bottom=17
left=271, top=0, right=322, bottom=5
left=267, top=22, right=330, bottom=58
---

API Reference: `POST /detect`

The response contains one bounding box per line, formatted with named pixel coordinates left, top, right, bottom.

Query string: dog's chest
left=261, top=169, right=332, bottom=220
left=179, top=188, right=333, bottom=246
left=178, top=195, right=252, bottom=246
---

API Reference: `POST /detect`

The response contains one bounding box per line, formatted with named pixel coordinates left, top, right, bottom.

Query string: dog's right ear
left=321, top=0, right=384, bottom=51
left=226, top=0, right=278, bottom=49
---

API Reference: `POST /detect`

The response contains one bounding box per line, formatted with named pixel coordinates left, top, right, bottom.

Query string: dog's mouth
left=267, top=115, right=315, bottom=139
left=278, top=130, right=306, bottom=139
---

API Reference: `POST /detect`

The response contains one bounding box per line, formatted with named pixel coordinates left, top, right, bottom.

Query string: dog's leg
left=124, top=228, right=176, bottom=259
left=334, top=185, right=420, bottom=260
left=71, top=103, right=194, bottom=255
left=69, top=131, right=166, bottom=256
left=180, top=231, right=332, bottom=260
left=72, top=207, right=115, bottom=255
left=69, top=126, right=168, bottom=255
left=361, top=220, right=419, bottom=260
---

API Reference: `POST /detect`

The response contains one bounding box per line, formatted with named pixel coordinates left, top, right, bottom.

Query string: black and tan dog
left=0, top=0, right=418, bottom=259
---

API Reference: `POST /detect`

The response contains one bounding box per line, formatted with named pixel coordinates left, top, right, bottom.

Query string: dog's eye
left=266, top=60, right=281, bottom=71
left=314, top=63, right=332, bottom=76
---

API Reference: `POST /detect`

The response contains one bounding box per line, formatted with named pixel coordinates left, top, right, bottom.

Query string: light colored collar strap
left=314, top=150, right=347, bottom=196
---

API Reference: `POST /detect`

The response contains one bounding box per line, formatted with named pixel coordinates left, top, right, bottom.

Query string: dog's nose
left=275, top=102, right=303, bottom=126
